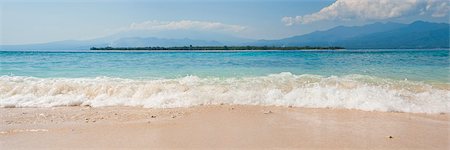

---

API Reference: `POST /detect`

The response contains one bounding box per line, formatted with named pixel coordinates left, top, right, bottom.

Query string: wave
left=0, top=73, right=449, bottom=113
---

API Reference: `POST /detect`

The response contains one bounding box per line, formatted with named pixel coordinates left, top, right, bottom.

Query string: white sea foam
left=0, top=73, right=449, bottom=113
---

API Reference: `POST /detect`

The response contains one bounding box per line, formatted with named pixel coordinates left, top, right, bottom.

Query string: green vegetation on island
left=90, top=45, right=344, bottom=51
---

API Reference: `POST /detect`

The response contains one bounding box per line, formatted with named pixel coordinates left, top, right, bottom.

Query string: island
left=90, top=45, right=344, bottom=51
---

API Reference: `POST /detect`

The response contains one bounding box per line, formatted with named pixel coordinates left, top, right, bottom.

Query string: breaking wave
left=1, top=72, right=449, bottom=113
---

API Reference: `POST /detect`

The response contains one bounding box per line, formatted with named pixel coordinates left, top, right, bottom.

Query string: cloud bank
left=124, top=20, right=246, bottom=32
left=282, top=0, right=450, bottom=26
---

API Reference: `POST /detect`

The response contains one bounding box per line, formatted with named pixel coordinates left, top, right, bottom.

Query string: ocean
left=1, top=49, right=449, bottom=113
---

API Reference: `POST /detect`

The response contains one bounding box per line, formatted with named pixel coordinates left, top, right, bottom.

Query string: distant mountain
left=0, top=30, right=253, bottom=50
left=0, top=40, right=108, bottom=51
left=0, top=37, right=225, bottom=50
left=252, top=21, right=449, bottom=49
left=339, top=21, right=450, bottom=48
left=108, top=30, right=254, bottom=45
left=109, top=37, right=223, bottom=47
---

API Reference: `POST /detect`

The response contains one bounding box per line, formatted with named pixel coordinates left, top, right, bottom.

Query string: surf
left=0, top=72, right=448, bottom=113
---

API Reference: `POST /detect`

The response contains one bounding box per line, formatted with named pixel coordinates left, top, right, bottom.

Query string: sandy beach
left=0, top=105, right=448, bottom=149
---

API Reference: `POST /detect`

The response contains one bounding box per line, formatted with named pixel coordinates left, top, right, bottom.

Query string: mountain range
left=1, top=21, right=448, bottom=50
left=254, top=21, right=449, bottom=49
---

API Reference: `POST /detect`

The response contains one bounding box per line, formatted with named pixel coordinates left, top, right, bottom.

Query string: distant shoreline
left=90, top=46, right=345, bottom=51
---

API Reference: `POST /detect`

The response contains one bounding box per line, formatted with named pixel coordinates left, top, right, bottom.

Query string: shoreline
left=1, top=105, right=449, bottom=149
left=89, top=46, right=345, bottom=51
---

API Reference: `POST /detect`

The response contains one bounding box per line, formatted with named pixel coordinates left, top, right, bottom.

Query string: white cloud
left=282, top=0, right=449, bottom=26
left=124, top=20, right=246, bottom=32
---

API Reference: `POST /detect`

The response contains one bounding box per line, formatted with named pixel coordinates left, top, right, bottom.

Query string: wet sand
left=0, top=105, right=449, bottom=149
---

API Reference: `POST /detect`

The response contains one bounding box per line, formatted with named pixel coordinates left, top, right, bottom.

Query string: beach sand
left=0, top=105, right=449, bottom=149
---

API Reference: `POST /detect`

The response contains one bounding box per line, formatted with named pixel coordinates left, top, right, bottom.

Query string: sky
left=1, top=0, right=449, bottom=45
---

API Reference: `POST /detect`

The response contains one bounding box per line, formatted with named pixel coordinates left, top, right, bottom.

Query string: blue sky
left=1, top=0, right=449, bottom=44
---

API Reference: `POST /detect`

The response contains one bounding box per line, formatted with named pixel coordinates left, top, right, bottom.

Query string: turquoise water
left=1, top=49, right=449, bottom=113
left=1, top=49, right=449, bottom=82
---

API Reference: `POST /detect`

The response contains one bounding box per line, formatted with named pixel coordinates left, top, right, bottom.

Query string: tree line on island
left=90, top=45, right=344, bottom=51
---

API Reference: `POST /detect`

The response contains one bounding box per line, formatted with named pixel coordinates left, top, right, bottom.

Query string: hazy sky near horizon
left=1, top=0, right=449, bottom=45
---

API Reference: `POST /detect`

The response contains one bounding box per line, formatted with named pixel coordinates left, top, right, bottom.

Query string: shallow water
left=1, top=49, right=449, bottom=82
